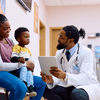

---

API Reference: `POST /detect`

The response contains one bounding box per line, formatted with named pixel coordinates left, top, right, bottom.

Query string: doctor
left=41, top=25, right=100, bottom=100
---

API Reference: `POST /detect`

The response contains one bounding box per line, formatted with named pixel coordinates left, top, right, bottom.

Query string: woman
left=0, top=14, right=46, bottom=100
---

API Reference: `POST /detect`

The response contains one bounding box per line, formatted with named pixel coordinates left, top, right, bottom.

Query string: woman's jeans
left=0, top=71, right=46, bottom=100
left=30, top=76, right=46, bottom=100
left=0, top=71, right=27, bottom=100
left=11, top=69, right=46, bottom=100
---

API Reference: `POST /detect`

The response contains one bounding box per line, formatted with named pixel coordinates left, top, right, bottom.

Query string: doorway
left=50, top=27, right=62, bottom=56
left=39, top=19, right=45, bottom=56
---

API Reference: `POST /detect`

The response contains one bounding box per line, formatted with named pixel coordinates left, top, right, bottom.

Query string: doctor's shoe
left=27, top=85, right=37, bottom=97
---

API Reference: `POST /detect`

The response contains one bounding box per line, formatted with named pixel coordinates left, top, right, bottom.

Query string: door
left=50, top=27, right=62, bottom=56
left=39, top=19, right=45, bottom=56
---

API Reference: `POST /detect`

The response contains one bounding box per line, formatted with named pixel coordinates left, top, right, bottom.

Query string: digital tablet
left=38, top=56, right=58, bottom=76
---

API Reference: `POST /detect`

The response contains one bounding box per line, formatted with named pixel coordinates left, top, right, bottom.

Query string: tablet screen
left=38, top=56, right=58, bottom=75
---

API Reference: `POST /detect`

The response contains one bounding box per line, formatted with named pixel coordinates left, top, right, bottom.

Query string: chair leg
left=5, top=90, right=9, bottom=100
left=23, top=95, right=30, bottom=100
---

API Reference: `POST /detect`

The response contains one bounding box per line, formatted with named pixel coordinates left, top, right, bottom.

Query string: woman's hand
left=26, top=60, right=35, bottom=71
left=50, top=67, right=66, bottom=79
left=40, top=72, right=54, bottom=84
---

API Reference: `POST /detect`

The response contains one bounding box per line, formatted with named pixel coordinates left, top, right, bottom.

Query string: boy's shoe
left=27, top=85, right=37, bottom=97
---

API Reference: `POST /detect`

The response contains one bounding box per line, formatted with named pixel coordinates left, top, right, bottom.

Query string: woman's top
left=0, top=37, right=26, bottom=71
left=0, top=38, right=13, bottom=63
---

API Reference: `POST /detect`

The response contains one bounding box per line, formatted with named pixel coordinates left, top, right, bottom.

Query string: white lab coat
left=47, top=44, right=100, bottom=100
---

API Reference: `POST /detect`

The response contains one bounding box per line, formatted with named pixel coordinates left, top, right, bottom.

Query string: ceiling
left=43, top=0, right=100, bottom=6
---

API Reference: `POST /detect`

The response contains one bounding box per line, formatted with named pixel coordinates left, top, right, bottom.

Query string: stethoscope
left=60, top=44, right=80, bottom=71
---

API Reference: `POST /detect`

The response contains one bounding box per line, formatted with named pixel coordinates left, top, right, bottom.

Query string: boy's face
left=17, top=31, right=30, bottom=47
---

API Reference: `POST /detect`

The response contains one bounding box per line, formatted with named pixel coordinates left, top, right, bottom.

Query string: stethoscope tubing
left=60, top=43, right=79, bottom=64
left=60, top=44, right=80, bottom=71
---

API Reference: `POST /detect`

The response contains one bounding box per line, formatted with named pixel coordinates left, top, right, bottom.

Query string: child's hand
left=18, top=57, right=25, bottom=63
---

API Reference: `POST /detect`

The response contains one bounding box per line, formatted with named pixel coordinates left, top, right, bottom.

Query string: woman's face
left=0, top=21, right=11, bottom=38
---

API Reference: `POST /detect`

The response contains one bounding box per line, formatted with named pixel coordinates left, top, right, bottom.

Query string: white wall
left=5, top=1, right=100, bottom=75
left=5, top=0, right=47, bottom=76
left=6, top=0, right=47, bottom=58
left=46, top=5, right=100, bottom=57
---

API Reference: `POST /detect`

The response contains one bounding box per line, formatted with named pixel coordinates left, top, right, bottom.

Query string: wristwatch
left=61, top=77, right=67, bottom=81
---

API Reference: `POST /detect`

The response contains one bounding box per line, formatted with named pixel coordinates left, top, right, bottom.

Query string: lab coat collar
left=66, top=43, right=78, bottom=57
left=62, top=43, right=79, bottom=63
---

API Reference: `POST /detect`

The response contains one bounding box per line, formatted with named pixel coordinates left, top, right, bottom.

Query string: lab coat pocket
left=73, top=63, right=80, bottom=72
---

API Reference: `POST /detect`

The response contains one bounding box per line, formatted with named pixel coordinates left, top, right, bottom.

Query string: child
left=11, top=27, right=37, bottom=97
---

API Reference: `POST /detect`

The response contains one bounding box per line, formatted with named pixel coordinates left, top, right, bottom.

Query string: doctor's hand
left=50, top=67, right=66, bottom=79
left=40, top=72, right=54, bottom=84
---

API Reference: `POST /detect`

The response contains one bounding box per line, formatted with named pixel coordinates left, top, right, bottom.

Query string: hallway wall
left=6, top=0, right=47, bottom=59
left=46, top=5, right=100, bottom=57
left=5, top=0, right=47, bottom=76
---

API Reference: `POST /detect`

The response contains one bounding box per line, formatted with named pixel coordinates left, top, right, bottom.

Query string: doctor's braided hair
left=63, top=25, right=86, bottom=43
left=0, top=14, right=8, bottom=25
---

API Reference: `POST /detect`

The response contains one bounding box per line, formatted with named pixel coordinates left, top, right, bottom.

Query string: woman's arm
left=0, top=37, right=27, bottom=71
left=0, top=38, right=34, bottom=72
left=0, top=50, right=26, bottom=71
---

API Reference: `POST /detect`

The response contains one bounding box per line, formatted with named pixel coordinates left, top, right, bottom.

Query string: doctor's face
left=57, top=29, right=71, bottom=50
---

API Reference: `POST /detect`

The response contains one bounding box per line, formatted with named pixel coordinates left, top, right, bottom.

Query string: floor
left=23, top=96, right=47, bottom=100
